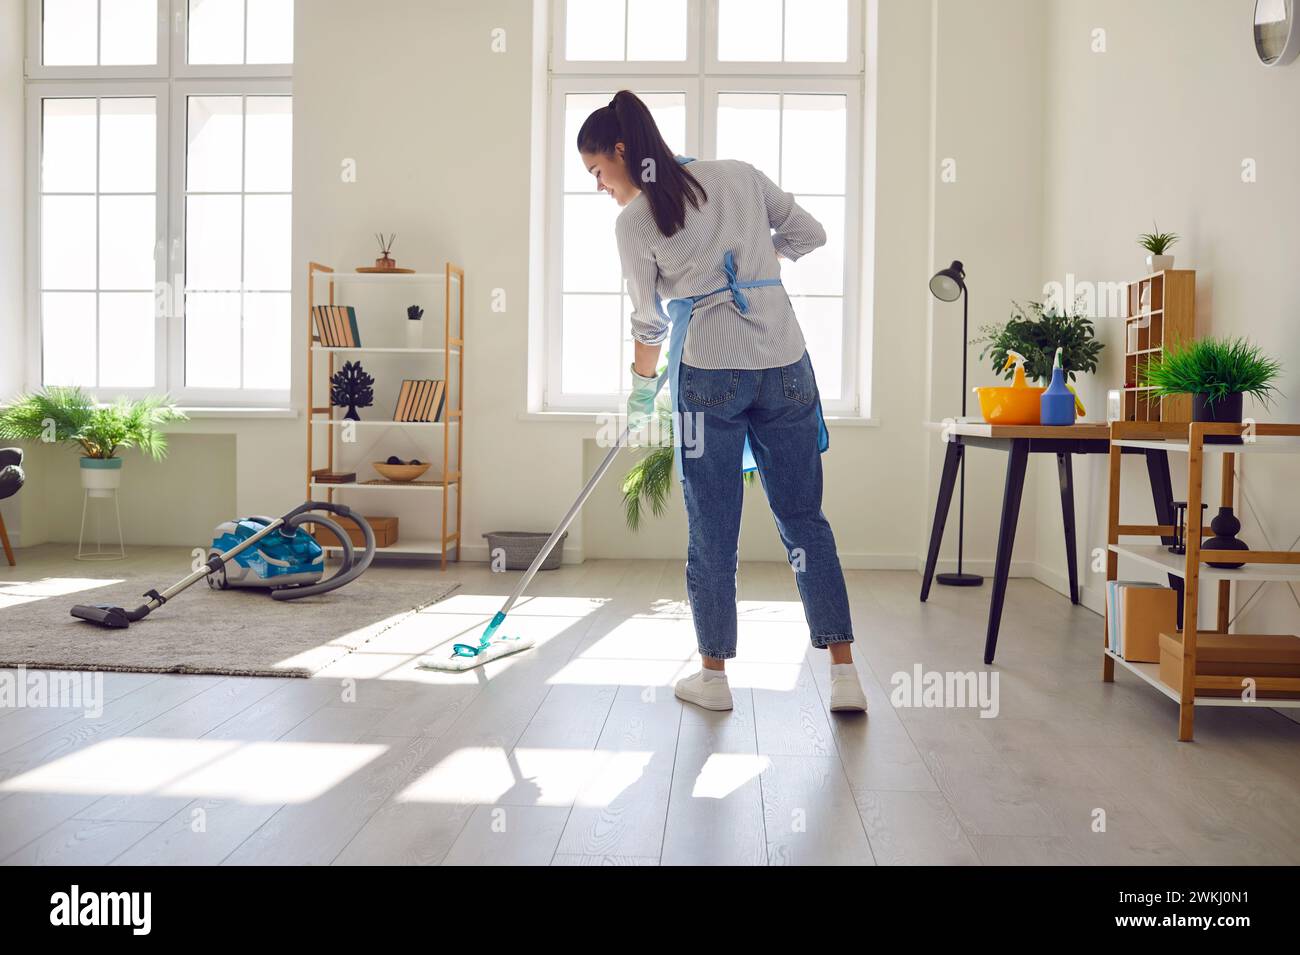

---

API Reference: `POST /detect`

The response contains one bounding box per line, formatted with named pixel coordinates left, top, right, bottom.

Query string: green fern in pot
left=974, top=299, right=1104, bottom=384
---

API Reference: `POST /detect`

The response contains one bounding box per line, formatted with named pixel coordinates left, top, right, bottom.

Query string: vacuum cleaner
left=70, top=501, right=375, bottom=629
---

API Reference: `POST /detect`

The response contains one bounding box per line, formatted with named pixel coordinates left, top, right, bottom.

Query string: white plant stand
left=77, top=487, right=125, bottom=561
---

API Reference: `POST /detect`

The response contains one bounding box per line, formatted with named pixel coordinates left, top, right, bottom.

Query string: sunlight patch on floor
left=690, top=753, right=770, bottom=799
left=0, top=738, right=386, bottom=803
left=395, top=745, right=655, bottom=808
left=0, top=576, right=122, bottom=610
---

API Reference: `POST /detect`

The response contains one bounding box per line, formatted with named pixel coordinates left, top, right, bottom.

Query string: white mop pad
left=416, top=635, right=535, bottom=672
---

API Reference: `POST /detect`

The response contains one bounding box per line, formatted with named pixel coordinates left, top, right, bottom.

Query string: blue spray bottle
left=1041, top=346, right=1076, bottom=426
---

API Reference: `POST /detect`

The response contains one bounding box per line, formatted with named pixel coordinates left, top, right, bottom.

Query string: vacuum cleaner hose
left=272, top=502, right=375, bottom=600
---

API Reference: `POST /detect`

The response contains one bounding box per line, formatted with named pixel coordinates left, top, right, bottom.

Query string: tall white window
left=26, top=0, right=293, bottom=405
left=546, top=0, right=865, bottom=414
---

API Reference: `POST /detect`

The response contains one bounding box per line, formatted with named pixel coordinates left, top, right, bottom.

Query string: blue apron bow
left=656, top=158, right=829, bottom=483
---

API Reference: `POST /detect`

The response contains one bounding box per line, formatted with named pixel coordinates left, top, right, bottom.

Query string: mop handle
left=496, top=375, right=669, bottom=618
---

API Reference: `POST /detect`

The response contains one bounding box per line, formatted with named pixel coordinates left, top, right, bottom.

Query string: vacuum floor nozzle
left=70, top=605, right=131, bottom=628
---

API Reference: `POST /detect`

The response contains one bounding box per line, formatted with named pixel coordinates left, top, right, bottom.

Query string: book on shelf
left=393, top=379, right=445, bottom=422
left=311, top=305, right=362, bottom=347
left=311, top=468, right=356, bottom=484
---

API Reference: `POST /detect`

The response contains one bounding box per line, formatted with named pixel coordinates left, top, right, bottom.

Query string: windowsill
left=519, top=410, right=879, bottom=427
left=176, top=407, right=299, bottom=420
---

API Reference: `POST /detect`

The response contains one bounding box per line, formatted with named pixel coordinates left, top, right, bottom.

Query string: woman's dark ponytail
left=577, top=89, right=706, bottom=237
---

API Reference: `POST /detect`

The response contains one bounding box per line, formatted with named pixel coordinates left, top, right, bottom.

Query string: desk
left=920, top=422, right=1181, bottom=663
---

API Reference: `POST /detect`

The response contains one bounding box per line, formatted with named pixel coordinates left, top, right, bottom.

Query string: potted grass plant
left=1139, top=223, right=1180, bottom=272
left=1142, top=337, right=1282, bottom=445
left=0, top=387, right=186, bottom=496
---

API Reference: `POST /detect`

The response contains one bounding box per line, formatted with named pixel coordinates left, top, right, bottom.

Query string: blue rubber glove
left=627, top=364, right=659, bottom=432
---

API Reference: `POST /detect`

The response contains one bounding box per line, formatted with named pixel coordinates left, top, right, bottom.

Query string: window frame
left=24, top=0, right=171, bottom=79
left=167, top=79, right=293, bottom=406
left=701, top=76, right=862, bottom=412
left=546, top=76, right=701, bottom=411
left=25, top=81, right=172, bottom=399
left=551, top=0, right=703, bottom=75
left=24, top=0, right=293, bottom=407
left=543, top=0, right=867, bottom=415
left=704, top=0, right=865, bottom=75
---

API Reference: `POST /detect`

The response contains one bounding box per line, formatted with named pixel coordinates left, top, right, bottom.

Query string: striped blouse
left=614, top=157, right=826, bottom=370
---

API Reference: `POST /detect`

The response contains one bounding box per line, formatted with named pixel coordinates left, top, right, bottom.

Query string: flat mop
left=418, top=387, right=666, bottom=672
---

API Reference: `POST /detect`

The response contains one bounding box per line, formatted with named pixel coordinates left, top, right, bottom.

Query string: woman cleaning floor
left=577, top=89, right=868, bottom=714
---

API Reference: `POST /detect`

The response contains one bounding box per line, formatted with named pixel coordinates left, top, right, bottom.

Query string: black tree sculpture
left=330, top=361, right=374, bottom=421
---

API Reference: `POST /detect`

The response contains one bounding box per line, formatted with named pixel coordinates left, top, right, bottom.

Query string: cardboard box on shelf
left=1158, top=631, right=1300, bottom=698
left=310, top=515, right=398, bottom=549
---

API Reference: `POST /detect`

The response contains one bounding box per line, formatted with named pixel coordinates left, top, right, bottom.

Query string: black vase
left=1192, top=392, right=1243, bottom=445
left=1202, top=506, right=1249, bottom=569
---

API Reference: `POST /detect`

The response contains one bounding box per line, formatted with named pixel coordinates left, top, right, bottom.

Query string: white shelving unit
left=1104, top=421, right=1300, bottom=739
left=306, top=262, right=464, bottom=569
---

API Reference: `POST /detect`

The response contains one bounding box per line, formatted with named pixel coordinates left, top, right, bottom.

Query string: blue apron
left=656, top=158, right=830, bottom=482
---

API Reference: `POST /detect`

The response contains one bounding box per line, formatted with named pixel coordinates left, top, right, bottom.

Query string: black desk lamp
left=929, top=260, right=983, bottom=587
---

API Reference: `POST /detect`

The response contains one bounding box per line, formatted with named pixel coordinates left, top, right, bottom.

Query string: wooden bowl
left=372, top=461, right=431, bottom=482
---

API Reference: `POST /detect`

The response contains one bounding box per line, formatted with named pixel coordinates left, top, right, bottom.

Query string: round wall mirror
left=1255, top=0, right=1300, bottom=66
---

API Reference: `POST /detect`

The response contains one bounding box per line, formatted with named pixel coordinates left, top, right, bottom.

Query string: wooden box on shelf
left=1158, top=631, right=1300, bottom=699
left=1122, top=270, right=1195, bottom=424
left=311, top=514, right=399, bottom=549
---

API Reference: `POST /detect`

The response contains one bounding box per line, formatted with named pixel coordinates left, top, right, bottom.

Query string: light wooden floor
left=2, top=548, right=1299, bottom=866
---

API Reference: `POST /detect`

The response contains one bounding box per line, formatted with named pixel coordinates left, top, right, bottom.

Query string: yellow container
left=974, top=349, right=1043, bottom=425
left=974, top=384, right=1044, bottom=424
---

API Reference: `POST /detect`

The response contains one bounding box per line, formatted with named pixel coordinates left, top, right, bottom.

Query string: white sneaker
left=830, top=671, right=869, bottom=713
left=674, top=670, right=733, bottom=711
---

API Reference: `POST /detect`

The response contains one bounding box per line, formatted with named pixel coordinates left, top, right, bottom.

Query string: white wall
left=1037, top=0, right=1300, bottom=638
left=0, top=0, right=24, bottom=544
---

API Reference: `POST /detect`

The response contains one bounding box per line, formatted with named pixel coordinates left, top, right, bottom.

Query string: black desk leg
left=1057, top=452, right=1079, bottom=604
left=984, top=439, right=1029, bottom=665
left=920, top=439, right=963, bottom=602
left=1144, top=449, right=1185, bottom=629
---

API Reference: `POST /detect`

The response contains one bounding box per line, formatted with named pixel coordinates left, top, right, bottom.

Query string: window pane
left=187, top=96, right=243, bottom=192
left=186, top=195, right=242, bottom=290
left=42, top=99, right=97, bottom=192
left=782, top=94, right=845, bottom=193
left=563, top=195, right=621, bottom=293
left=43, top=293, right=97, bottom=385
left=246, top=0, right=294, bottom=64
left=242, top=292, right=290, bottom=390
left=185, top=292, right=241, bottom=387
left=562, top=295, right=621, bottom=394
left=99, top=292, right=155, bottom=387
left=791, top=296, right=842, bottom=399
left=100, top=98, right=156, bottom=193
left=781, top=196, right=842, bottom=296
left=716, top=93, right=779, bottom=181
left=642, top=92, right=687, bottom=154
left=243, top=195, right=291, bottom=291
left=718, top=0, right=781, bottom=61
left=101, top=0, right=158, bottom=65
left=565, top=0, right=625, bottom=60
left=99, top=195, right=156, bottom=290
left=188, top=0, right=244, bottom=64
left=43, top=0, right=98, bottom=66
left=626, top=0, right=686, bottom=61
left=244, top=97, right=292, bottom=191
left=564, top=93, right=611, bottom=192
left=42, top=195, right=97, bottom=290
left=784, top=0, right=848, bottom=62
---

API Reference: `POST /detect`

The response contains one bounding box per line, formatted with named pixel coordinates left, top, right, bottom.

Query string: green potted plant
left=0, top=387, right=187, bottom=497
left=974, top=298, right=1104, bottom=396
left=621, top=394, right=757, bottom=530
left=1138, top=223, right=1180, bottom=272
left=1142, top=336, right=1282, bottom=445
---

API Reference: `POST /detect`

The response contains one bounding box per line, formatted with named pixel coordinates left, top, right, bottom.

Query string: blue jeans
left=678, top=350, right=854, bottom=660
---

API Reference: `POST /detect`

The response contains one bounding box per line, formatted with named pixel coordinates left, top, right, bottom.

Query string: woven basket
left=483, top=530, right=568, bottom=571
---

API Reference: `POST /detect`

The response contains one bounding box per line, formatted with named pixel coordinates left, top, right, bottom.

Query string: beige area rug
left=0, top=556, right=460, bottom=677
